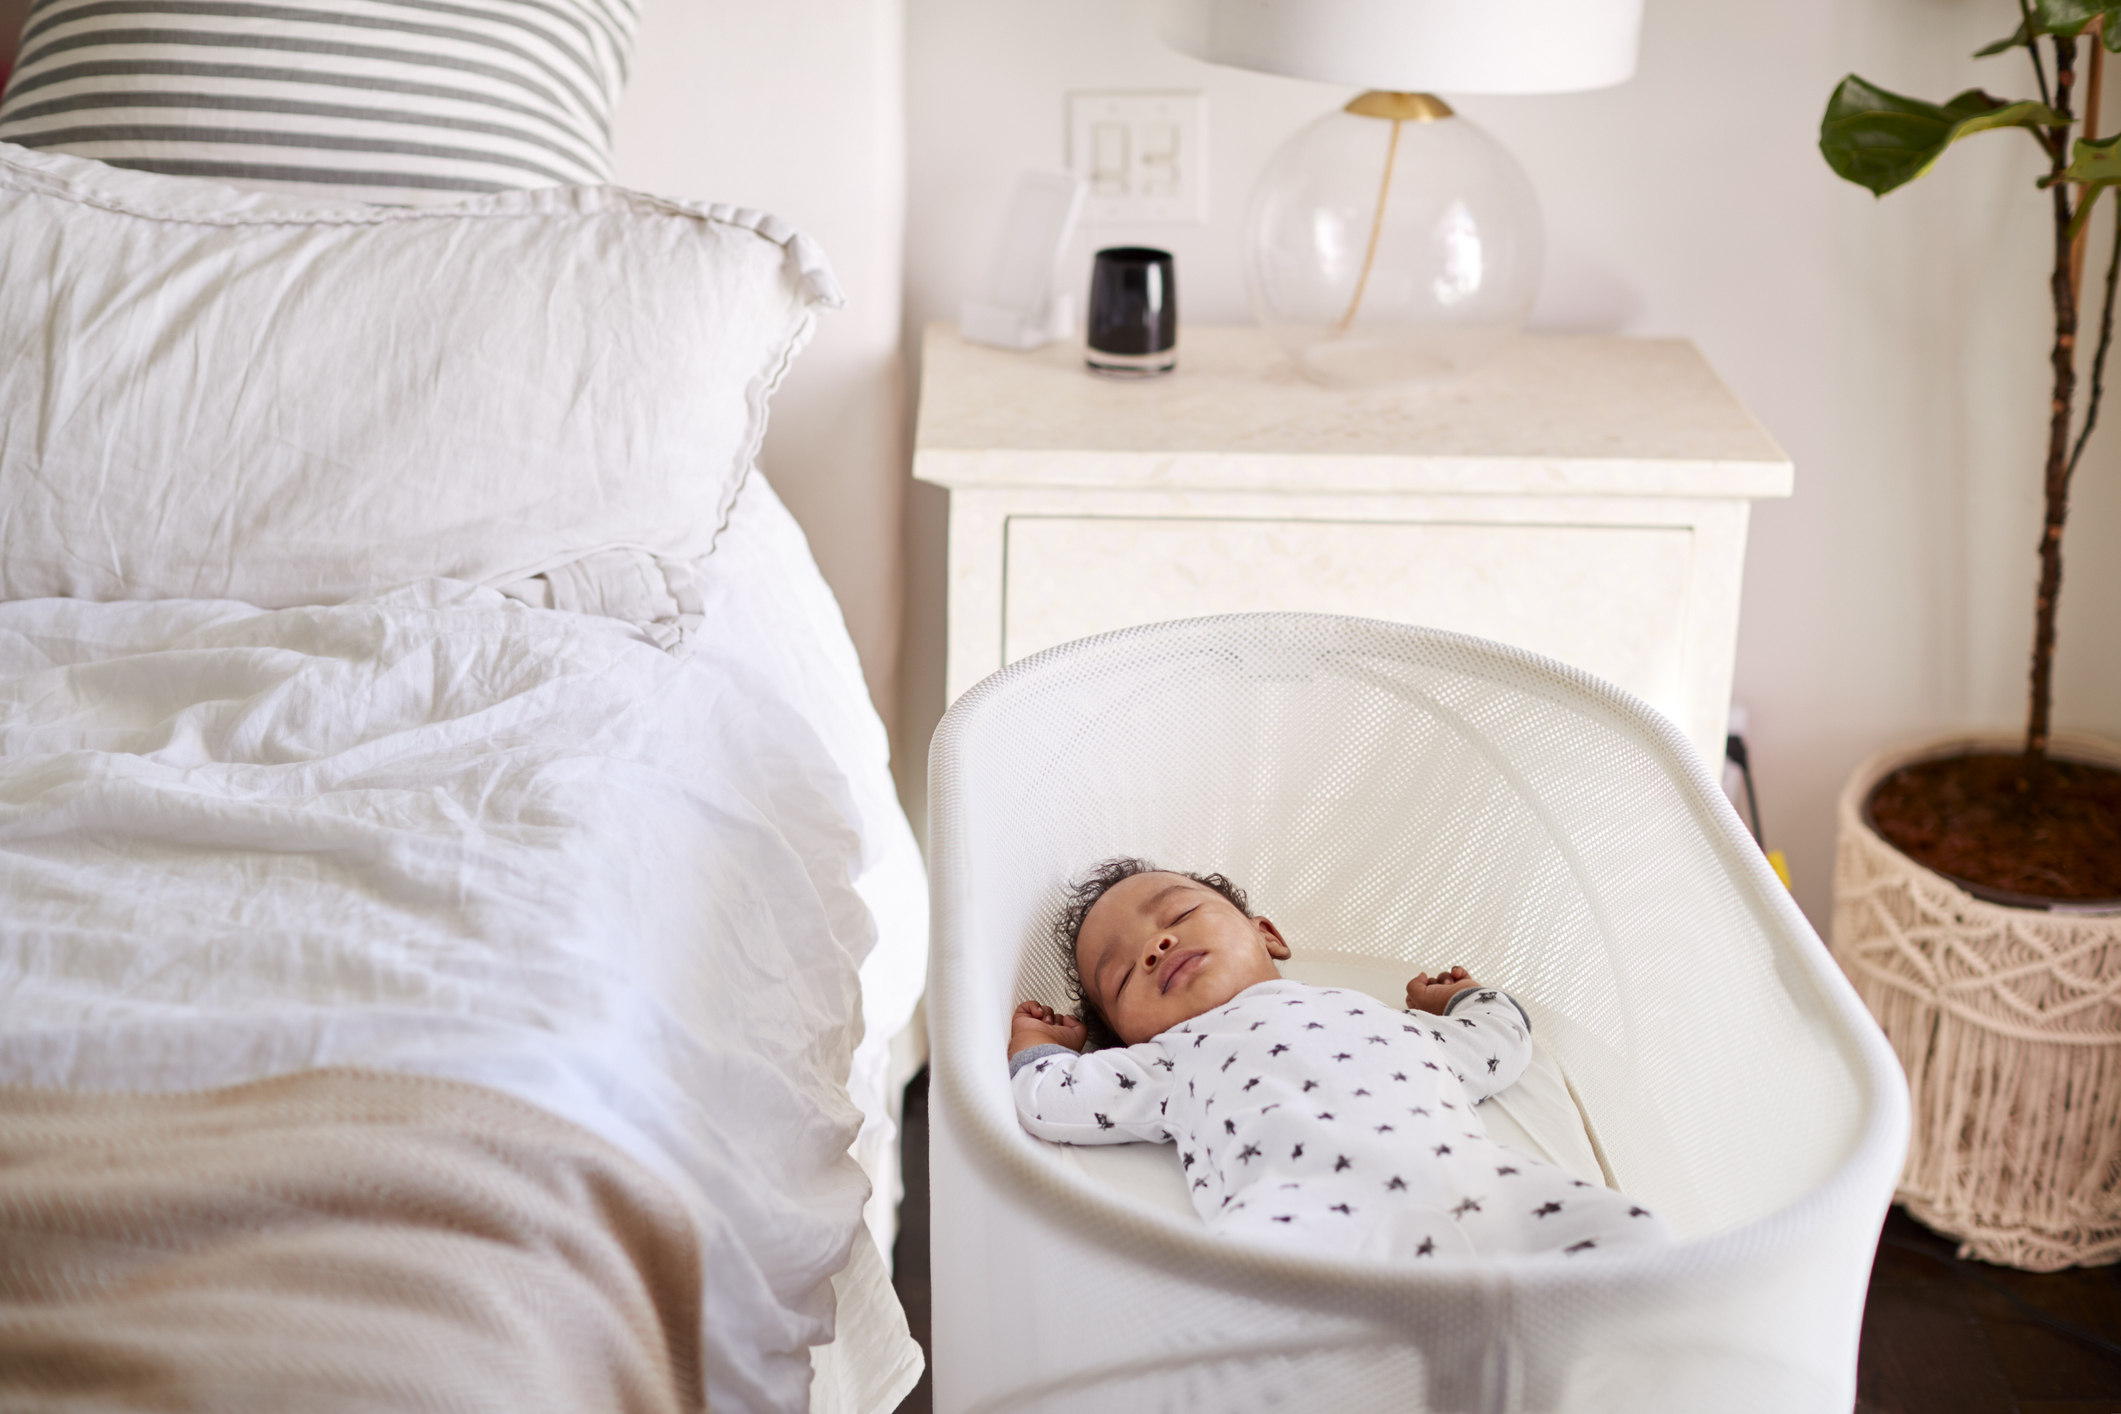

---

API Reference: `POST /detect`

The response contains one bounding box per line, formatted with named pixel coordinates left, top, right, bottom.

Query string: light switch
left=1090, top=123, right=1129, bottom=197
left=1066, top=91, right=1208, bottom=224
left=1138, top=123, right=1178, bottom=195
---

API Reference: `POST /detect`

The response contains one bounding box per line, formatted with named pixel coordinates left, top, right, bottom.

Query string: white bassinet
left=926, top=614, right=1909, bottom=1414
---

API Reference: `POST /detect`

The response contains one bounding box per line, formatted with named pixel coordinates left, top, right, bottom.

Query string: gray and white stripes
left=0, top=0, right=636, bottom=205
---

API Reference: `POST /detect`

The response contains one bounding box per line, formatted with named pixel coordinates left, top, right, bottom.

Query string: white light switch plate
left=1066, top=90, right=1208, bottom=225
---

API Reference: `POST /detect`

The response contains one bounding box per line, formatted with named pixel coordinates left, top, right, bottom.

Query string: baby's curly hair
left=1054, top=857, right=1252, bottom=1050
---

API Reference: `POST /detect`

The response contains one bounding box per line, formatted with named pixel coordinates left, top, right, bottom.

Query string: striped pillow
left=0, top=0, right=636, bottom=205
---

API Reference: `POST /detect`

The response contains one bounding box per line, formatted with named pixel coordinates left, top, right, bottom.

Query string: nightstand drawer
left=1002, top=515, right=1694, bottom=719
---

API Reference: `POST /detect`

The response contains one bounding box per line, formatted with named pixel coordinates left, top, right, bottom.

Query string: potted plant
left=1820, top=2, right=2121, bottom=1271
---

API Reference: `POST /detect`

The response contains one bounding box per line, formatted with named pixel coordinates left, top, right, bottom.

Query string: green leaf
left=2063, top=131, right=2121, bottom=236
left=1820, top=78, right=2067, bottom=195
left=2062, top=128, right=2121, bottom=182
left=1977, top=23, right=2033, bottom=55
left=2071, top=184, right=2106, bottom=240
left=1978, top=0, right=2121, bottom=55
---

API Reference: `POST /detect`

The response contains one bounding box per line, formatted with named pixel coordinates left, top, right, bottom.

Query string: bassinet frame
left=926, top=613, right=1909, bottom=1414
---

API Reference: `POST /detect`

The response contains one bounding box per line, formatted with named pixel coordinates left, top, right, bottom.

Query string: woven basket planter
left=1830, top=732, right=2121, bottom=1271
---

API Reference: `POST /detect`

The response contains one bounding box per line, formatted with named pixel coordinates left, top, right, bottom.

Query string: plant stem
left=2022, top=0, right=2056, bottom=110
left=2029, top=33, right=2080, bottom=765
left=2067, top=196, right=2121, bottom=482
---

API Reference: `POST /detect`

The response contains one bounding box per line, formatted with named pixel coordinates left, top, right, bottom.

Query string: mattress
left=0, top=473, right=927, bottom=1414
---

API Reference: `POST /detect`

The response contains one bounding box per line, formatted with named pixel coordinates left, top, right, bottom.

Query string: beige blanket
left=0, top=1069, right=706, bottom=1413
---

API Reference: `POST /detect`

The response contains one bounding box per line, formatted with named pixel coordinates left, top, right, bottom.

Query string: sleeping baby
left=1008, top=859, right=1673, bottom=1261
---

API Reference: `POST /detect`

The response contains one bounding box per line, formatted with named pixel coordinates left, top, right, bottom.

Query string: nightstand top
left=914, top=324, right=1792, bottom=498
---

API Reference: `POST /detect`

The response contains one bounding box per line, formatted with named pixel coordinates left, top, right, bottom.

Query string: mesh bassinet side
left=928, top=614, right=1909, bottom=1413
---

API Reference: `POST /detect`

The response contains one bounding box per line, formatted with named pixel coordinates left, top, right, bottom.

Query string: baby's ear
left=1255, top=915, right=1293, bottom=961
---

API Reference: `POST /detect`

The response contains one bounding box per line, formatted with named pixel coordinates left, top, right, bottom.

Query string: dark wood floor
left=1860, top=1207, right=2121, bottom=1412
left=889, top=1070, right=2121, bottom=1413
left=889, top=1070, right=933, bottom=1414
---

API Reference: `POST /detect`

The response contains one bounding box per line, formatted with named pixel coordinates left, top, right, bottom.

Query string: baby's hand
left=1011, top=1000, right=1088, bottom=1057
left=1406, top=966, right=1482, bottom=1015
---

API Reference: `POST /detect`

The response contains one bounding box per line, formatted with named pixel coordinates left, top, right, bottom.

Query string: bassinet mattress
left=0, top=477, right=925, bottom=1414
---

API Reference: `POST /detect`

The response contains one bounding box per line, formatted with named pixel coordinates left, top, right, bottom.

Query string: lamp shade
left=1159, top=0, right=1643, bottom=95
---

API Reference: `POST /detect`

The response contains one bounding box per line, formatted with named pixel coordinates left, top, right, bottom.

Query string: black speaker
left=1086, top=246, right=1176, bottom=377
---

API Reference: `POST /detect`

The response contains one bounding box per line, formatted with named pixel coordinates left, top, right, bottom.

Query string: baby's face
left=1076, top=872, right=1290, bottom=1045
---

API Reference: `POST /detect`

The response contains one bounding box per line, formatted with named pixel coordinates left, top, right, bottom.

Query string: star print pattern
left=1010, top=978, right=1671, bottom=1260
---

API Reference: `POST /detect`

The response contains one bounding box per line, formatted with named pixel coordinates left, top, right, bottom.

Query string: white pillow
left=0, top=142, right=842, bottom=608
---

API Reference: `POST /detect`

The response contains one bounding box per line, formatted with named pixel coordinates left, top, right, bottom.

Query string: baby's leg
left=1449, top=1150, right=1671, bottom=1258
left=1214, top=1178, right=1475, bottom=1261
left=1210, top=1154, right=1671, bottom=1262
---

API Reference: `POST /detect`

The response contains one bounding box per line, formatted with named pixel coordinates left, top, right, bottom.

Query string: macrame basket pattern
left=1831, top=732, right=2121, bottom=1271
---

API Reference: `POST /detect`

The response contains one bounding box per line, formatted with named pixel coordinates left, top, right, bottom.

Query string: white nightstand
left=912, top=324, right=1792, bottom=765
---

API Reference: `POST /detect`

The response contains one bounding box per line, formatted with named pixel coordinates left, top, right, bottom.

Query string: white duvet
left=0, top=478, right=925, bottom=1414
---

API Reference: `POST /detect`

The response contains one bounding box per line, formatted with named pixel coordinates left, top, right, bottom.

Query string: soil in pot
left=1866, top=753, right=2121, bottom=906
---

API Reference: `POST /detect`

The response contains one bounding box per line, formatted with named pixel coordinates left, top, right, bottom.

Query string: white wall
left=899, top=0, right=2121, bottom=930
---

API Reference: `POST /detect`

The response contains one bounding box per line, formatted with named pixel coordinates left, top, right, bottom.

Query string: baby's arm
left=1010, top=1019, right=1175, bottom=1146
left=1408, top=980, right=1534, bottom=1103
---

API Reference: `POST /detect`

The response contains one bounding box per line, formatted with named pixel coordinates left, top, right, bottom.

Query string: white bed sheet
left=0, top=474, right=926, bottom=1414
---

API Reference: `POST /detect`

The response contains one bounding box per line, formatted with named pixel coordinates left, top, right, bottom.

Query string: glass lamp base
left=1244, top=94, right=1543, bottom=387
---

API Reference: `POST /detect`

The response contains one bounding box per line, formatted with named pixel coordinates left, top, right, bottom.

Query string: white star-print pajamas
left=1011, top=979, right=1670, bottom=1260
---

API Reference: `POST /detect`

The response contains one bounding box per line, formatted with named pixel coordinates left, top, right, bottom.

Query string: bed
left=0, top=3, right=925, bottom=1411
